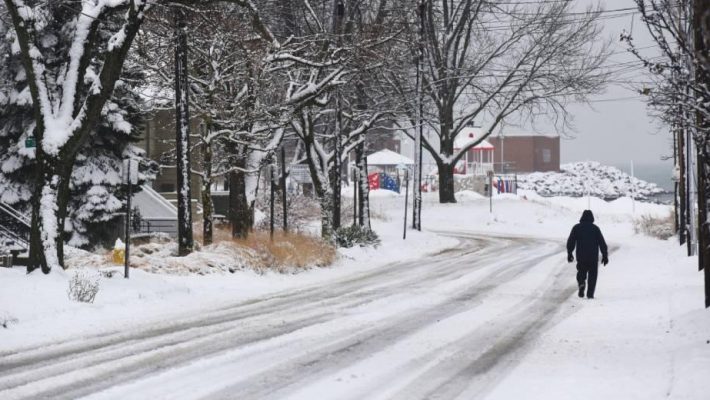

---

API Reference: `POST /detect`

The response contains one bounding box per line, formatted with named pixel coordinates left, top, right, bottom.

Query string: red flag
left=368, top=172, right=380, bottom=190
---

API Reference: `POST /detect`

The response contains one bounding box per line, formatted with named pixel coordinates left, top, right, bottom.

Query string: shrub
left=335, top=225, right=381, bottom=248
left=633, top=213, right=675, bottom=240
left=234, top=231, right=336, bottom=272
left=255, top=193, right=321, bottom=233
left=0, top=312, right=18, bottom=328
left=67, top=272, right=100, bottom=303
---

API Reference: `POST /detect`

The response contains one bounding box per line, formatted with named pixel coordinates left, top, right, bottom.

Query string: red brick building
left=488, top=132, right=560, bottom=173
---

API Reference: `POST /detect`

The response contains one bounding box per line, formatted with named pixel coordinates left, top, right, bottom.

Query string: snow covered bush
left=633, top=214, right=675, bottom=240
left=67, top=272, right=100, bottom=304
left=0, top=311, right=18, bottom=329
left=335, top=225, right=381, bottom=248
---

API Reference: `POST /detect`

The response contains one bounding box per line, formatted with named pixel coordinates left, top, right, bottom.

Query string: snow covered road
left=0, top=233, right=580, bottom=400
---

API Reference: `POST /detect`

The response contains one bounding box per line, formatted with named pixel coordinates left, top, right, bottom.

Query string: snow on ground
left=518, top=161, right=666, bottom=200
left=1, top=188, right=708, bottom=399
left=0, top=202, right=454, bottom=351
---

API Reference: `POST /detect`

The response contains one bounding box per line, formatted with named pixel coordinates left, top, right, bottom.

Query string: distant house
left=366, top=149, right=414, bottom=175
left=488, top=131, right=560, bottom=173
left=137, top=109, right=204, bottom=216
left=132, top=185, right=179, bottom=237
left=454, top=127, right=496, bottom=176
left=139, top=109, right=203, bottom=198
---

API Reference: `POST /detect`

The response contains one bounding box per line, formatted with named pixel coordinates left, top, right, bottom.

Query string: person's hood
left=580, top=210, right=595, bottom=223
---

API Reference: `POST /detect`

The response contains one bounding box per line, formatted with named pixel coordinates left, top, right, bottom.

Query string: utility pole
left=331, top=0, right=345, bottom=232
left=678, top=103, right=687, bottom=246
left=686, top=110, right=695, bottom=257
left=412, top=1, right=425, bottom=231
left=270, top=164, right=275, bottom=241
left=281, top=147, right=288, bottom=233
left=174, top=8, right=193, bottom=256
left=403, top=168, right=410, bottom=239
left=123, top=159, right=137, bottom=279
left=673, top=125, right=679, bottom=233
left=692, top=0, right=710, bottom=307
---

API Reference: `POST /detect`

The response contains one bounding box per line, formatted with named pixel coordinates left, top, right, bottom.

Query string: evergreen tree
left=0, top=8, right=157, bottom=249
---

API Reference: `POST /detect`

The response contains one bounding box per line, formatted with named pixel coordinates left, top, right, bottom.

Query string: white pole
left=501, top=134, right=505, bottom=174
left=631, top=160, right=636, bottom=215
left=688, top=129, right=697, bottom=255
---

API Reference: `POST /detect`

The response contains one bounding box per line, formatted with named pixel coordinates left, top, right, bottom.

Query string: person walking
left=567, top=210, right=608, bottom=299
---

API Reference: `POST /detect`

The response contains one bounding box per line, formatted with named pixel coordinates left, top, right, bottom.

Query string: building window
left=542, top=148, right=551, bottom=163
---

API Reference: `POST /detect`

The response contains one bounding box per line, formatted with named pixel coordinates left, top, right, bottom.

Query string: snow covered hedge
left=517, top=162, right=665, bottom=200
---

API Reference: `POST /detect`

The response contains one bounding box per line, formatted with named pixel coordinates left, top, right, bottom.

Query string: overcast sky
left=560, top=0, right=671, bottom=167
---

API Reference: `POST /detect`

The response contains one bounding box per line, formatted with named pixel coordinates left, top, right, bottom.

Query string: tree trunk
left=202, top=180, right=213, bottom=246
left=54, top=159, right=74, bottom=268
left=27, top=154, right=73, bottom=273
left=355, top=141, right=370, bottom=229
left=229, top=159, right=253, bottom=239
left=303, top=140, right=335, bottom=241
left=174, top=8, right=193, bottom=256
left=438, top=162, right=457, bottom=203
left=311, top=173, right=334, bottom=241
left=331, top=146, right=342, bottom=231
left=201, top=134, right=214, bottom=245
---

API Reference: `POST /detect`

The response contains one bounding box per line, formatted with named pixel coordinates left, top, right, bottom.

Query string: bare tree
left=136, top=3, right=279, bottom=243
left=0, top=0, right=294, bottom=272
left=282, top=0, right=400, bottom=241
left=625, top=0, right=710, bottom=307
left=389, top=0, right=610, bottom=203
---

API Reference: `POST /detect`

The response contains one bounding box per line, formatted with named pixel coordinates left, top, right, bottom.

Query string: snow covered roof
left=454, top=127, right=495, bottom=151
left=491, top=130, right=559, bottom=138
left=134, top=185, right=178, bottom=220
left=454, top=126, right=558, bottom=149
left=367, top=149, right=414, bottom=166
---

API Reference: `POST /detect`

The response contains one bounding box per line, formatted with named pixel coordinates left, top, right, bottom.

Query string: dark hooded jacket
left=567, top=210, right=608, bottom=265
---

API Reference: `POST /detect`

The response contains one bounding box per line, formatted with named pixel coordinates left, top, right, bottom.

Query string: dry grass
left=633, top=212, right=675, bottom=240
left=196, top=226, right=336, bottom=273
left=231, top=230, right=336, bottom=272
left=69, top=226, right=336, bottom=275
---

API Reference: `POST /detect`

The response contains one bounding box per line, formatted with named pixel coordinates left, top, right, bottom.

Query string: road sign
left=122, top=159, right=139, bottom=185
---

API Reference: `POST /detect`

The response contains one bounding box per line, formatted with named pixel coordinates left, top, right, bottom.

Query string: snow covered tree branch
left=388, top=0, right=610, bottom=203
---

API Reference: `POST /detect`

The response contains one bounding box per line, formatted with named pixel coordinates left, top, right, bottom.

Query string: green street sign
left=25, top=136, right=36, bottom=148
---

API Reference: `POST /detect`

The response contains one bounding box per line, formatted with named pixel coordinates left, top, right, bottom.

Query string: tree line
left=0, top=0, right=609, bottom=274
left=625, top=0, right=710, bottom=307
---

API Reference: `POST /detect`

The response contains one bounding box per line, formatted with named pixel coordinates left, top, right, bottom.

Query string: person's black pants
left=576, top=263, right=598, bottom=297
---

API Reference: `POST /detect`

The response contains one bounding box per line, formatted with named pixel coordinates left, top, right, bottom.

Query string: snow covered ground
left=1, top=189, right=708, bottom=399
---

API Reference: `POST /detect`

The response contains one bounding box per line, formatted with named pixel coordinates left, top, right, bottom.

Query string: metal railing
left=0, top=202, right=30, bottom=253
left=131, top=219, right=178, bottom=237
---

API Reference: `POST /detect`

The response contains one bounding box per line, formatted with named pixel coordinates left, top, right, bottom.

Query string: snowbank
left=518, top=161, right=665, bottom=200
left=0, top=197, right=455, bottom=351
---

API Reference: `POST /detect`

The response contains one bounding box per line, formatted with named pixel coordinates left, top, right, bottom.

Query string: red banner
left=368, top=172, right=380, bottom=190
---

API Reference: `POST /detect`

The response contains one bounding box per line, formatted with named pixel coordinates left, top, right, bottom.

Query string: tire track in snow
left=0, top=236, right=520, bottom=399
left=387, top=263, right=577, bottom=400
left=108, top=241, right=563, bottom=399
left=204, top=243, right=566, bottom=400
left=0, top=237, right=489, bottom=370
